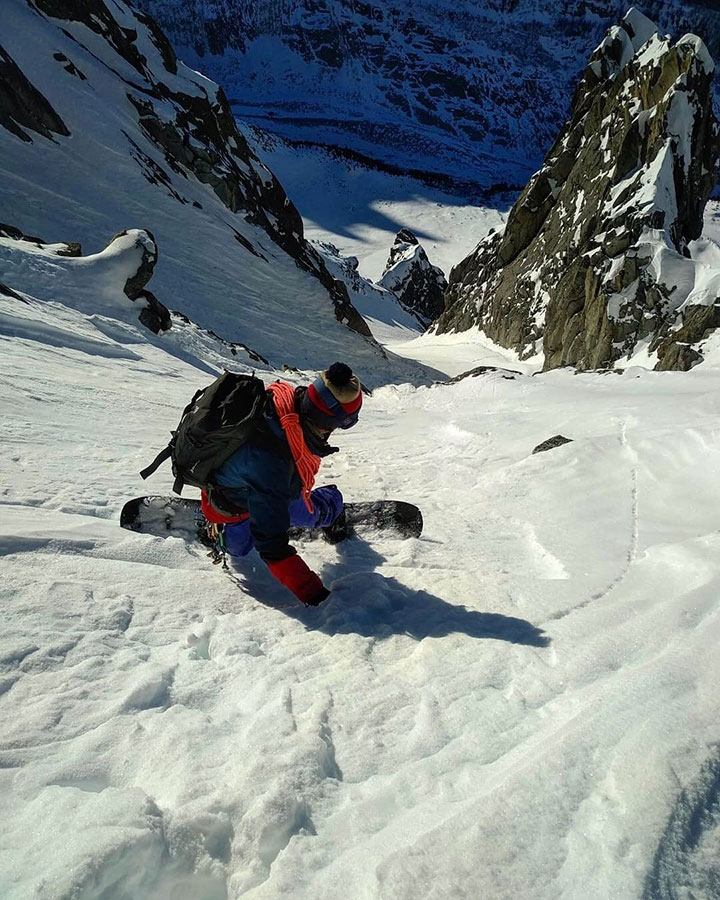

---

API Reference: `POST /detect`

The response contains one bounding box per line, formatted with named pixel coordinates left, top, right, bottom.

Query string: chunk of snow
left=677, top=34, right=715, bottom=74
left=622, top=8, right=659, bottom=53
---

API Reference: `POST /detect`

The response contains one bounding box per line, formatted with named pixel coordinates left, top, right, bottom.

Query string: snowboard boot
left=322, top=508, right=348, bottom=544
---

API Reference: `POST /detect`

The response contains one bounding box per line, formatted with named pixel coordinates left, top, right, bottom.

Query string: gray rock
left=0, top=45, right=69, bottom=142
left=0, top=223, right=80, bottom=256
left=532, top=435, right=573, bottom=454
left=379, top=229, right=447, bottom=327
left=442, top=366, right=521, bottom=384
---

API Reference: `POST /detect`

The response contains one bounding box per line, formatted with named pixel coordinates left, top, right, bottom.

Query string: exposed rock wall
left=0, top=44, right=69, bottom=142
left=436, top=9, right=720, bottom=371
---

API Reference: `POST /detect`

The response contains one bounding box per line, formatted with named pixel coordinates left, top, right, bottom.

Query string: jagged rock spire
left=379, top=229, right=447, bottom=328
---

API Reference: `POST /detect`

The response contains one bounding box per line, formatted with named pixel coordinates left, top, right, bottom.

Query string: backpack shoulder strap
left=139, top=443, right=173, bottom=481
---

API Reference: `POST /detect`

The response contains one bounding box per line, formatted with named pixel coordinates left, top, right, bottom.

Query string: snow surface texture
left=2, top=190, right=720, bottom=897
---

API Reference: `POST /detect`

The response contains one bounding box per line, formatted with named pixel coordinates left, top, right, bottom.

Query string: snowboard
left=119, top=495, right=423, bottom=543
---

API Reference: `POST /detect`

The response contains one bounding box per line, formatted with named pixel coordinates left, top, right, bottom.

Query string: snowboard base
left=120, top=496, right=423, bottom=542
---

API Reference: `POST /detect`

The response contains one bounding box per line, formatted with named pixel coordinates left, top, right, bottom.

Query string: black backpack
left=140, top=371, right=268, bottom=494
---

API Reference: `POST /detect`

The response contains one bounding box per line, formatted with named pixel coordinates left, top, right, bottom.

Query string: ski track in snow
left=547, top=420, right=640, bottom=622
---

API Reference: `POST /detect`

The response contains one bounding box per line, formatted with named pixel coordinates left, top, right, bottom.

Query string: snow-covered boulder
left=378, top=229, right=447, bottom=327
left=0, top=227, right=171, bottom=333
left=436, top=9, right=720, bottom=372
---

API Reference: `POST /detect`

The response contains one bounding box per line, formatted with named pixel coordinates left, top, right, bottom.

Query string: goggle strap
left=314, top=379, right=343, bottom=413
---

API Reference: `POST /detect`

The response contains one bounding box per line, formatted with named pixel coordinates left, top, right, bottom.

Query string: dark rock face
left=112, top=228, right=170, bottom=333
left=437, top=10, right=720, bottom=372
left=532, top=435, right=573, bottom=454
left=0, top=44, right=69, bottom=142
left=121, top=25, right=368, bottom=336
left=378, top=229, right=447, bottom=327
left=32, top=0, right=177, bottom=78
left=442, top=366, right=521, bottom=384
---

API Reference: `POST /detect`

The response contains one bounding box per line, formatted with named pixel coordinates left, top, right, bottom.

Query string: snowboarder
left=200, top=362, right=363, bottom=606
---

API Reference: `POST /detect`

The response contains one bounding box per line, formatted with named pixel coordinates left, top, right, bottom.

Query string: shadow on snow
left=228, top=538, right=549, bottom=648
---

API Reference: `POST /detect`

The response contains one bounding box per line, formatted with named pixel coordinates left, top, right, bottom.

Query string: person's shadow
left=226, top=536, right=549, bottom=648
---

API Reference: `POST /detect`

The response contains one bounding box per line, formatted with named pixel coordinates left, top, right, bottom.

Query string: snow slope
left=2, top=204, right=720, bottom=897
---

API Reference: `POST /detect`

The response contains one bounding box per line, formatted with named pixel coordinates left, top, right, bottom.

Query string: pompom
left=325, top=362, right=353, bottom=387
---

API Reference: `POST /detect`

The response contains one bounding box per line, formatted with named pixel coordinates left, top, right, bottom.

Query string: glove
left=265, top=553, right=330, bottom=606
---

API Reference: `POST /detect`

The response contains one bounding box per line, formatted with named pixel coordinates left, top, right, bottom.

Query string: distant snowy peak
left=437, top=9, right=720, bottom=372
left=593, top=7, right=713, bottom=81
left=379, top=230, right=447, bottom=328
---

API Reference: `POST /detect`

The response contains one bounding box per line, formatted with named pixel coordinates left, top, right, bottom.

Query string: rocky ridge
left=378, top=229, right=447, bottom=328
left=436, top=9, right=720, bottom=372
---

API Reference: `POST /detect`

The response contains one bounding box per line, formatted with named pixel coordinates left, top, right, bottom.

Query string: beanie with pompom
left=301, top=362, right=362, bottom=431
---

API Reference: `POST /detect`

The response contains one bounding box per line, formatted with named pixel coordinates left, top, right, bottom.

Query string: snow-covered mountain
left=3, top=2, right=720, bottom=898
left=437, top=9, right=720, bottom=372
left=0, top=0, right=435, bottom=382
left=136, top=0, right=720, bottom=193
left=378, top=229, right=447, bottom=328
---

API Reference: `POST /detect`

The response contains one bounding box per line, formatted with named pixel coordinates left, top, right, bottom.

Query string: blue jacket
left=213, top=390, right=338, bottom=560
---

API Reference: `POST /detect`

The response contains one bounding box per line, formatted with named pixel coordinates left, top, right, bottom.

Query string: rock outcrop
left=0, top=44, right=69, bottom=142
left=378, top=230, right=447, bottom=327
left=436, top=9, right=720, bottom=372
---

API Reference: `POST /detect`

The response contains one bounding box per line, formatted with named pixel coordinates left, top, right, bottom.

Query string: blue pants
left=223, top=485, right=343, bottom=558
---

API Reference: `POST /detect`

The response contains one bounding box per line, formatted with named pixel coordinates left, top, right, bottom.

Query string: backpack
left=140, top=371, right=268, bottom=494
